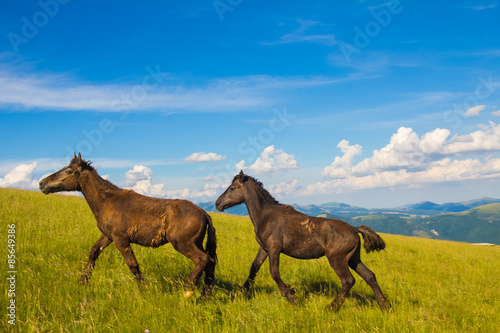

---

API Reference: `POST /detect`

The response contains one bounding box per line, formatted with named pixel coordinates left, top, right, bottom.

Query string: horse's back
left=99, top=190, right=208, bottom=246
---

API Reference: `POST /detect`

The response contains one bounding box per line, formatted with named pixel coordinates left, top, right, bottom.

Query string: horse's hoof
left=201, top=285, right=214, bottom=297
left=285, top=288, right=297, bottom=305
left=379, top=300, right=391, bottom=312
left=328, top=302, right=342, bottom=312
left=78, top=276, right=89, bottom=285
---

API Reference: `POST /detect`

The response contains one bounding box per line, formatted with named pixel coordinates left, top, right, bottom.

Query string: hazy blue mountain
left=198, top=197, right=500, bottom=244
left=198, top=201, right=249, bottom=216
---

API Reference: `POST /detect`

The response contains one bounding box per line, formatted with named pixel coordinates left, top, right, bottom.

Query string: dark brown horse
left=39, top=153, right=217, bottom=297
left=216, top=171, right=389, bottom=311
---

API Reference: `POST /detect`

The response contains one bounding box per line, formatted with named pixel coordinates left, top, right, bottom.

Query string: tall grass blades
left=1, top=188, right=499, bottom=332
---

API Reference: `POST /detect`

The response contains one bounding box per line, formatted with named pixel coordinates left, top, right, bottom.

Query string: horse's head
left=39, top=153, right=90, bottom=194
left=215, top=170, right=249, bottom=212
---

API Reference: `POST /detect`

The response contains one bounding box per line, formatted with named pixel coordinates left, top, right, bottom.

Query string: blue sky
left=1, top=0, right=500, bottom=208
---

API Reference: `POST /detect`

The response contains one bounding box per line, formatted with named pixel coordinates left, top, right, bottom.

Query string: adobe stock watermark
left=6, top=223, right=17, bottom=326
left=443, top=74, right=497, bottom=129
left=237, top=106, right=295, bottom=162
left=65, top=65, right=165, bottom=159
left=196, top=106, right=295, bottom=198
left=339, top=0, right=412, bottom=64
left=213, top=0, right=244, bottom=21
left=7, top=0, right=73, bottom=54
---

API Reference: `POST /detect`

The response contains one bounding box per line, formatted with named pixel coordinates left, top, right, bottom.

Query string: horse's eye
left=65, top=169, right=73, bottom=174
left=229, top=187, right=235, bottom=191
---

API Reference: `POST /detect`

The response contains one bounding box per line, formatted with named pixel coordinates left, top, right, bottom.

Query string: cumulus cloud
left=309, top=122, right=500, bottom=195
left=493, top=110, right=500, bottom=116
left=125, top=165, right=153, bottom=186
left=125, top=165, right=225, bottom=200
left=444, top=121, right=500, bottom=154
left=125, top=165, right=166, bottom=197
left=464, top=104, right=486, bottom=117
left=0, top=162, right=39, bottom=190
left=303, top=157, right=500, bottom=195
left=268, top=179, right=299, bottom=197
left=182, top=152, right=226, bottom=163
left=166, top=181, right=230, bottom=200
left=322, top=140, right=362, bottom=178
left=237, top=145, right=299, bottom=174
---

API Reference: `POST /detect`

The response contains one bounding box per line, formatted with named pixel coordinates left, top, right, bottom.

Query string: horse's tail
left=357, top=225, right=386, bottom=253
left=205, top=213, right=218, bottom=263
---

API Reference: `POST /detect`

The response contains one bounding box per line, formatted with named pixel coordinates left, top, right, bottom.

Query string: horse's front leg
left=268, top=250, right=297, bottom=304
left=113, top=237, right=145, bottom=283
left=79, top=233, right=113, bottom=285
left=244, top=246, right=268, bottom=292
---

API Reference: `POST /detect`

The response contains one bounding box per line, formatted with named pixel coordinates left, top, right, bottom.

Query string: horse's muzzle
left=39, top=180, right=51, bottom=194
left=215, top=200, right=226, bottom=212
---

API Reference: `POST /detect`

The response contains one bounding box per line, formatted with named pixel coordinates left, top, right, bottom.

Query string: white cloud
left=129, top=178, right=167, bottom=197
left=125, top=165, right=166, bottom=197
left=125, top=165, right=154, bottom=186
left=182, top=152, right=226, bottom=163
left=165, top=179, right=228, bottom=200
left=124, top=165, right=223, bottom=200
left=0, top=66, right=270, bottom=112
left=311, top=122, right=500, bottom=195
left=0, top=64, right=358, bottom=113
left=238, top=145, right=299, bottom=174
left=322, top=140, right=362, bottom=178
left=235, top=160, right=247, bottom=171
left=351, top=127, right=427, bottom=175
left=464, top=104, right=486, bottom=117
left=262, top=19, right=337, bottom=46
left=268, top=179, right=299, bottom=197
left=492, top=110, right=500, bottom=116
left=302, top=157, right=500, bottom=195
left=465, top=4, right=497, bottom=10
left=0, top=162, right=39, bottom=190
left=444, top=121, right=500, bottom=154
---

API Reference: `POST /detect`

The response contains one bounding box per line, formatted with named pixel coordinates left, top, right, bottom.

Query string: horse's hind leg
left=326, top=250, right=356, bottom=311
left=244, top=246, right=268, bottom=292
left=348, top=250, right=389, bottom=311
left=171, top=240, right=211, bottom=298
left=79, top=233, right=112, bottom=285
left=202, top=258, right=216, bottom=295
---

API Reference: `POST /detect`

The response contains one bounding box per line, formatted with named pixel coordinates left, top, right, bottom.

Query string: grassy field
left=1, top=187, right=499, bottom=332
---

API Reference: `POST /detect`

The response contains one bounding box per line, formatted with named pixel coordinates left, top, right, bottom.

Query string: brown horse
left=215, top=171, right=389, bottom=311
left=39, top=153, right=217, bottom=297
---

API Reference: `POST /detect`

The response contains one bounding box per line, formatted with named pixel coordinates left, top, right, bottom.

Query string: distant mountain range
left=199, top=197, right=500, bottom=244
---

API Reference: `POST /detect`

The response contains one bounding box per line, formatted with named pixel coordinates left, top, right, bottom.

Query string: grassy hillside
left=1, top=188, right=499, bottom=332
left=352, top=215, right=433, bottom=239
left=424, top=203, right=500, bottom=244
left=345, top=205, right=500, bottom=244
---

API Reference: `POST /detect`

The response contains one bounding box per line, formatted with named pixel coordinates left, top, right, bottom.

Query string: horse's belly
left=126, top=222, right=169, bottom=248
left=132, top=237, right=169, bottom=248
left=283, top=243, right=324, bottom=259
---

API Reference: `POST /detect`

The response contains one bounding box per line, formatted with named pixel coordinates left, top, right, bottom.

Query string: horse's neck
left=79, top=170, right=119, bottom=217
left=244, top=183, right=276, bottom=230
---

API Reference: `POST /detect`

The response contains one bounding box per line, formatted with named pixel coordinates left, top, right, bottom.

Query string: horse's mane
left=234, top=174, right=280, bottom=205
left=70, top=157, right=120, bottom=191
left=70, top=156, right=94, bottom=171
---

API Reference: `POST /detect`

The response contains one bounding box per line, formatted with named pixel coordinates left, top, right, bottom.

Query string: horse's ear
left=238, top=170, right=248, bottom=182
left=77, top=153, right=82, bottom=164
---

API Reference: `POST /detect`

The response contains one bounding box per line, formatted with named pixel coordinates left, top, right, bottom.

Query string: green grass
left=1, top=188, right=499, bottom=332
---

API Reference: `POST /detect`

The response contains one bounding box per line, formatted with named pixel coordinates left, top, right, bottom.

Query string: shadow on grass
left=142, top=267, right=380, bottom=308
